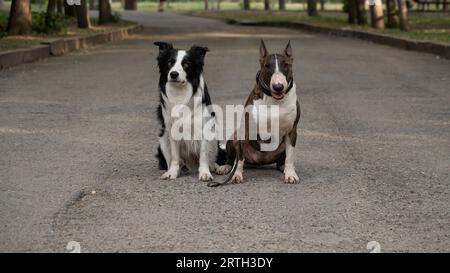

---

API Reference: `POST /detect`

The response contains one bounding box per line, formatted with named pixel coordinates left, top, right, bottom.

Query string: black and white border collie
left=154, top=41, right=223, bottom=182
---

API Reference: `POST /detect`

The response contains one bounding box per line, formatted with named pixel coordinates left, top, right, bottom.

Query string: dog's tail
left=207, top=158, right=238, bottom=187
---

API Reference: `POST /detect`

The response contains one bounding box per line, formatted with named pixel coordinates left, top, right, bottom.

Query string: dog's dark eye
left=182, top=62, right=189, bottom=69
left=168, top=60, right=174, bottom=66
left=265, top=63, right=270, bottom=69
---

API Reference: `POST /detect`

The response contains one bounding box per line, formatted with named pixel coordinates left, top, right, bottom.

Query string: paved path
left=1, top=11, right=449, bottom=252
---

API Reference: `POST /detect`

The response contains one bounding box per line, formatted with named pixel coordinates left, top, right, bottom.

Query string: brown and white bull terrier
left=209, top=40, right=301, bottom=186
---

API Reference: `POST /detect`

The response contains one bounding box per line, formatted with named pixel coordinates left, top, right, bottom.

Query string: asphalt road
left=1, top=11, right=449, bottom=252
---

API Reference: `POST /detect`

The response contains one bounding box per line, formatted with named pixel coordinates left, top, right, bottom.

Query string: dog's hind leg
left=230, top=140, right=245, bottom=184
left=230, top=159, right=244, bottom=184
left=215, top=140, right=235, bottom=175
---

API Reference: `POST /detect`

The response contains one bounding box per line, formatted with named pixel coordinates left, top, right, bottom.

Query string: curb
left=0, top=24, right=144, bottom=70
left=227, top=19, right=450, bottom=60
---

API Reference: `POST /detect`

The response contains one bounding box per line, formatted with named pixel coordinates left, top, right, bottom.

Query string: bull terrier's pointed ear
left=260, top=40, right=268, bottom=64
left=190, top=45, right=210, bottom=57
left=284, top=40, right=293, bottom=58
left=154, top=41, right=173, bottom=51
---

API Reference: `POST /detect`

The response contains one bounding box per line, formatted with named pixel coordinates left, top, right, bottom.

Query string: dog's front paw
left=160, top=168, right=179, bottom=180
left=284, top=170, right=299, bottom=184
left=231, top=172, right=244, bottom=184
left=199, top=169, right=213, bottom=182
left=216, top=164, right=232, bottom=175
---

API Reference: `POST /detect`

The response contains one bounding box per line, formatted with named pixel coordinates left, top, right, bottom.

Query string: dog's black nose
left=272, top=83, right=284, bottom=92
left=170, top=71, right=179, bottom=79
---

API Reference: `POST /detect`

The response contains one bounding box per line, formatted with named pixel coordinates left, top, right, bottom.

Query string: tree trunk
left=243, top=0, right=250, bottom=10
left=99, top=0, right=112, bottom=24
left=307, top=0, right=318, bottom=16
left=124, top=0, right=137, bottom=10
left=56, top=0, right=63, bottom=14
left=386, top=0, right=397, bottom=28
left=264, top=0, right=270, bottom=10
left=89, top=0, right=97, bottom=10
left=279, top=0, right=286, bottom=10
left=443, top=0, right=448, bottom=11
left=47, top=0, right=57, bottom=13
left=7, top=0, right=32, bottom=35
left=76, top=0, right=91, bottom=28
left=348, top=0, right=357, bottom=24
left=370, top=0, right=385, bottom=29
left=320, top=0, right=325, bottom=11
left=0, top=0, right=4, bottom=10
left=205, top=0, right=209, bottom=10
left=396, top=0, right=409, bottom=31
left=65, top=1, right=76, bottom=17
left=355, top=0, right=367, bottom=25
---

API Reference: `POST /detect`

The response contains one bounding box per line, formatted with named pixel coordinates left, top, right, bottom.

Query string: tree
left=205, top=0, right=209, bottom=10
left=76, top=0, right=91, bottom=28
left=7, top=0, right=32, bottom=35
left=243, top=0, right=250, bottom=10
left=348, top=0, right=357, bottom=24
left=0, top=0, right=4, bottom=10
left=124, top=0, right=137, bottom=10
left=264, top=0, right=270, bottom=10
left=57, top=0, right=64, bottom=14
left=48, top=0, right=64, bottom=14
left=355, top=0, right=367, bottom=25
left=386, top=0, right=397, bottom=28
left=320, top=0, right=325, bottom=11
left=396, top=0, right=409, bottom=31
left=370, top=0, right=385, bottom=29
left=65, top=1, right=76, bottom=17
left=307, top=0, right=318, bottom=16
left=279, top=0, right=286, bottom=10
left=89, top=0, right=97, bottom=10
left=99, top=0, right=112, bottom=24
left=47, top=0, right=57, bottom=13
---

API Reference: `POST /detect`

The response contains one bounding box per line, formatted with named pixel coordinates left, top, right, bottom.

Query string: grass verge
left=0, top=8, right=134, bottom=52
left=187, top=10, right=450, bottom=44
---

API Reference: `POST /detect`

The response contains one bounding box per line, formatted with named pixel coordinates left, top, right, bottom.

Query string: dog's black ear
left=284, top=40, right=293, bottom=58
left=154, top=41, right=173, bottom=52
left=259, top=40, right=268, bottom=64
left=190, top=45, right=210, bottom=57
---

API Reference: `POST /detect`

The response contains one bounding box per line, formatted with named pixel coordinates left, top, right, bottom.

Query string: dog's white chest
left=252, top=85, right=297, bottom=141
left=162, top=81, right=205, bottom=140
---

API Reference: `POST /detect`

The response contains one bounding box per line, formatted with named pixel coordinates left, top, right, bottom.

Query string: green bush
left=0, top=11, right=8, bottom=37
left=32, top=12, right=68, bottom=34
